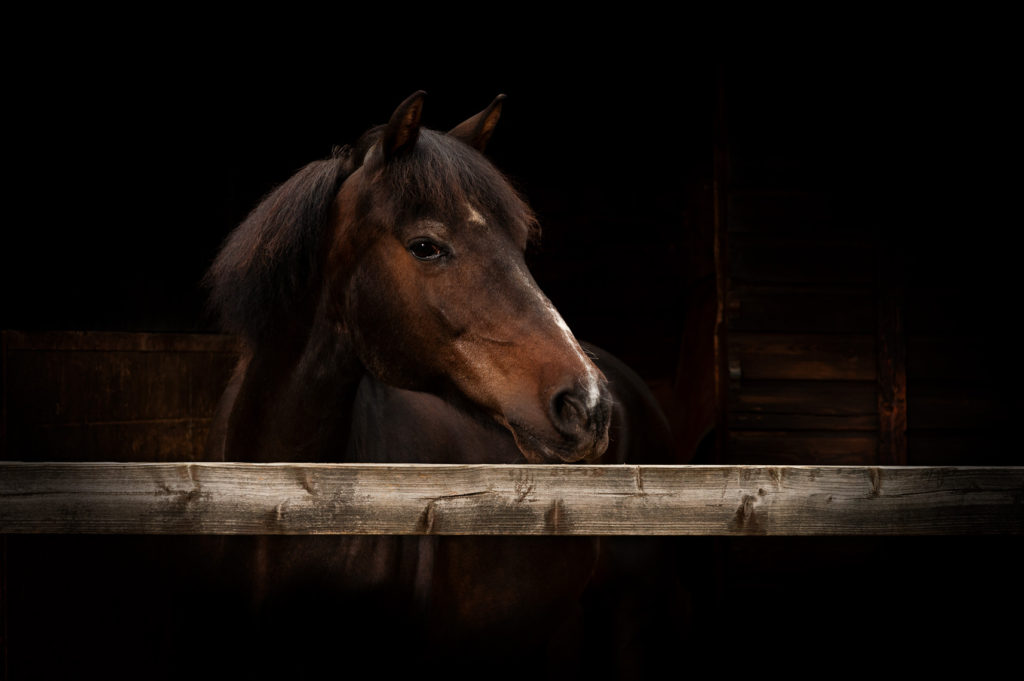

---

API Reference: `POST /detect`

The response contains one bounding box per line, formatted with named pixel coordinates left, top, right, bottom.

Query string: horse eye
left=408, top=240, right=445, bottom=261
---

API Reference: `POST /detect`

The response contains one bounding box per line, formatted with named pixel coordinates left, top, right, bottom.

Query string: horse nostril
left=550, top=389, right=587, bottom=434
left=544, top=381, right=612, bottom=461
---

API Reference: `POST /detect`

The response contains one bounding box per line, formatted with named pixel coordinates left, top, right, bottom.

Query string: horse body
left=204, top=92, right=677, bottom=672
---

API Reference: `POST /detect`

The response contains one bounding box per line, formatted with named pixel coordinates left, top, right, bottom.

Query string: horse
left=201, top=92, right=681, bottom=677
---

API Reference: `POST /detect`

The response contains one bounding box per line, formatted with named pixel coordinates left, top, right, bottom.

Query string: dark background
left=3, top=15, right=1021, bottom=677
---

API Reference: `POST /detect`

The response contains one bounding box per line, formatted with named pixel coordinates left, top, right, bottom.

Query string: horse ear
left=382, top=90, right=426, bottom=159
left=449, top=94, right=506, bottom=152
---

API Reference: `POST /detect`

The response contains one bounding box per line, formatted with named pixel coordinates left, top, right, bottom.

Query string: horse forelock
left=358, top=128, right=540, bottom=247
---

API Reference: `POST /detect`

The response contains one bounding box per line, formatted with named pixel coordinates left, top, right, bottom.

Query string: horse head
left=325, top=92, right=610, bottom=463
left=208, top=92, right=611, bottom=464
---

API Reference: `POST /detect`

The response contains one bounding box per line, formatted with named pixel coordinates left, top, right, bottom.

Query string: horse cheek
left=347, top=254, right=439, bottom=390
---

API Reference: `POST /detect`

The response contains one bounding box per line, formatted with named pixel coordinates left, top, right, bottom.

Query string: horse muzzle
left=504, top=377, right=612, bottom=464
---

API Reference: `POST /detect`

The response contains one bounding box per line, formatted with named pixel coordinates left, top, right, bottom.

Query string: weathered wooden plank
left=730, top=412, right=877, bottom=431
left=729, top=380, right=877, bottom=432
left=729, top=333, right=876, bottom=381
left=729, top=380, right=877, bottom=416
left=1, top=463, right=1020, bottom=536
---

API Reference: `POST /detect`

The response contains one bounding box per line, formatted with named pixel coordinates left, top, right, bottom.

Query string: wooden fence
left=2, top=462, right=1021, bottom=535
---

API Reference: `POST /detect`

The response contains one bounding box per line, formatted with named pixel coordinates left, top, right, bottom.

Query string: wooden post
left=877, top=232, right=908, bottom=464
left=712, top=64, right=731, bottom=465
left=1, top=535, right=6, bottom=680
left=669, top=70, right=719, bottom=464
left=1, top=333, right=7, bottom=679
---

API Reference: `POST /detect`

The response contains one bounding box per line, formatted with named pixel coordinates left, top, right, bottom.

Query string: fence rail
left=2, top=462, right=1021, bottom=535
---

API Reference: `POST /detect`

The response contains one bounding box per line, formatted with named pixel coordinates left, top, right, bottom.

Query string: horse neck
left=220, top=307, right=364, bottom=463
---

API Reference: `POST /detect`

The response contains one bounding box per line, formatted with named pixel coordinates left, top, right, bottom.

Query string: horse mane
left=204, top=146, right=352, bottom=347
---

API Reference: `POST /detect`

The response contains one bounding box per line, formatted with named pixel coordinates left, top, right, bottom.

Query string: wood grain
left=729, top=333, right=876, bottom=381
left=728, top=380, right=878, bottom=432
left=1, top=463, right=1020, bottom=536
left=2, top=331, right=237, bottom=461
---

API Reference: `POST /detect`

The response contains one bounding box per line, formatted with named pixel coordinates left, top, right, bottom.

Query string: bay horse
left=203, top=92, right=679, bottom=677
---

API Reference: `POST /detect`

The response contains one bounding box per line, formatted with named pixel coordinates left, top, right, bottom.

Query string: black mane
left=204, top=147, right=351, bottom=347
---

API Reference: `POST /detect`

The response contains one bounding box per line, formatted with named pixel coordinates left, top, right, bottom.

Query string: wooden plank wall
left=717, top=69, right=1021, bottom=468
left=1, top=331, right=238, bottom=462
left=721, top=84, right=881, bottom=466
left=708, top=68, right=1023, bottom=666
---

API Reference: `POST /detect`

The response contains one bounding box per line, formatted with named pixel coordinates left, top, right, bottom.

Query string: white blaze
left=465, top=199, right=602, bottom=412
left=544, top=300, right=603, bottom=410
left=466, top=203, right=487, bottom=226
left=512, top=263, right=602, bottom=410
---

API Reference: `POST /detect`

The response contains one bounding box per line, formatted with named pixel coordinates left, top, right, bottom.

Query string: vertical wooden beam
left=1, top=536, right=7, bottom=681
left=1, top=334, right=9, bottom=677
left=1, top=330, right=8, bottom=460
left=877, top=233, right=908, bottom=464
left=669, top=70, right=718, bottom=464
left=712, top=65, right=731, bottom=465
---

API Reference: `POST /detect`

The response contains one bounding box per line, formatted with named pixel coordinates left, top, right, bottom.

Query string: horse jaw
left=501, top=414, right=611, bottom=464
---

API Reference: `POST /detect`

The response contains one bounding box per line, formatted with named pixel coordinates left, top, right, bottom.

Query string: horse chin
left=505, top=420, right=610, bottom=464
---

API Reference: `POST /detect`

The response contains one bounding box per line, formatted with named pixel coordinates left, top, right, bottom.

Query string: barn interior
left=2, top=19, right=1021, bottom=677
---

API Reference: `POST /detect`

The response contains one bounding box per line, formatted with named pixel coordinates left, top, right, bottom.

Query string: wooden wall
left=685, top=63, right=1024, bottom=668
left=2, top=331, right=238, bottom=462
left=705, top=65, right=1021, bottom=468
left=720, top=74, right=883, bottom=466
